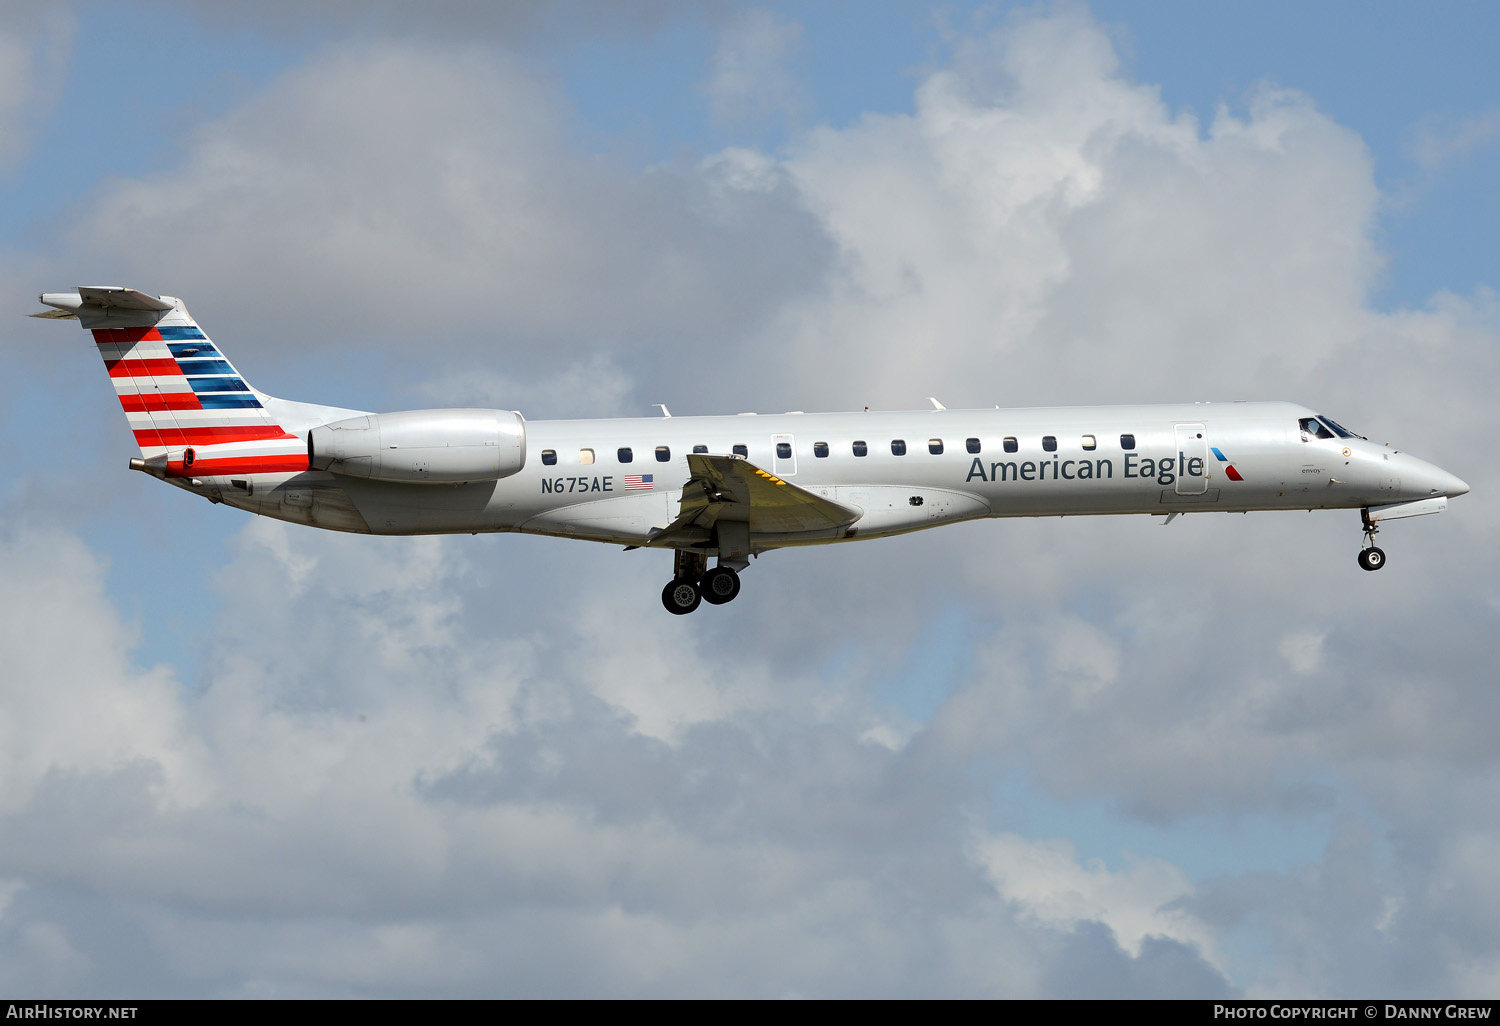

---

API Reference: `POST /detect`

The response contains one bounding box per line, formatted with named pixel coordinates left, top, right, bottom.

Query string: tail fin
left=37, top=287, right=308, bottom=478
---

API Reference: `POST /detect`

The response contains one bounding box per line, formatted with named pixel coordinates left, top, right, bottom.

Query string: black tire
left=700, top=566, right=741, bottom=605
left=662, top=578, right=702, bottom=614
left=1358, top=546, right=1386, bottom=571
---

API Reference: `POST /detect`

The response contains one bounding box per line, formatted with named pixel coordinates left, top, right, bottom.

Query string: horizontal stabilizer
left=35, top=287, right=175, bottom=329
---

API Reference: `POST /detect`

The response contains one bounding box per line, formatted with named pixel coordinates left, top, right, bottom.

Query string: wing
left=650, top=453, right=860, bottom=544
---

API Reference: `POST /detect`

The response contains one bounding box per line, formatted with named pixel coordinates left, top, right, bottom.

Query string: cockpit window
left=1318, top=416, right=1358, bottom=439
left=1299, top=417, right=1335, bottom=440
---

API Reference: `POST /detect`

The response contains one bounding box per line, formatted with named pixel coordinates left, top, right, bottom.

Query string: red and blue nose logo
left=1210, top=447, right=1243, bottom=482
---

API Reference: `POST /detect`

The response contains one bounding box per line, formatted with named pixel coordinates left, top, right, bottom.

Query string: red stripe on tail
left=106, top=358, right=181, bottom=377
left=166, top=454, right=310, bottom=478
left=92, top=328, right=164, bottom=345
left=119, top=392, right=203, bottom=412
left=135, top=426, right=299, bottom=447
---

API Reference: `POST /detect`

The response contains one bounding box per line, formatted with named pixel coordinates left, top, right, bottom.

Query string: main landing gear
left=661, top=550, right=744, bottom=615
left=1357, top=508, right=1386, bottom=572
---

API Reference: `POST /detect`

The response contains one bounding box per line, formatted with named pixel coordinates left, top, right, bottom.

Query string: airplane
left=35, top=286, right=1470, bottom=614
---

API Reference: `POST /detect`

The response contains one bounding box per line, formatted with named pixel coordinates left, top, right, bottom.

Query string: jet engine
left=308, top=409, right=525, bottom=484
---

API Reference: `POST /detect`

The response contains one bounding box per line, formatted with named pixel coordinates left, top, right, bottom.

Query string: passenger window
left=966, top=438, right=981, bottom=454
left=1081, top=435, right=1097, bottom=451
left=655, top=446, right=670, bottom=462
left=1042, top=436, right=1057, bottom=452
left=579, top=448, right=595, bottom=465
left=693, top=445, right=708, bottom=454
left=813, top=441, right=829, bottom=458
left=618, top=447, right=633, bottom=464
left=541, top=449, right=557, bottom=466
left=928, top=438, right=943, bottom=455
left=1119, top=434, right=1136, bottom=450
left=891, top=439, right=907, bottom=456
left=853, top=440, right=868, bottom=457
left=776, top=442, right=792, bottom=459
left=733, top=444, right=748, bottom=457
left=1003, top=437, right=1018, bottom=453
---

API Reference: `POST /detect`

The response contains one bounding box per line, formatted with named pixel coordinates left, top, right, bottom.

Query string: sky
left=1, top=0, right=1498, bottom=998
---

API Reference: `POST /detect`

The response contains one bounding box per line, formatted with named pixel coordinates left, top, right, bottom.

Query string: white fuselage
left=201, top=400, right=1468, bottom=551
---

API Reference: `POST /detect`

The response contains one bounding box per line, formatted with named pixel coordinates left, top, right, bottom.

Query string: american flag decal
left=625, top=474, right=654, bottom=491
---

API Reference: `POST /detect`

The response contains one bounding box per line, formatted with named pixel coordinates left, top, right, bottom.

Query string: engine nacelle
left=308, top=409, right=525, bottom=484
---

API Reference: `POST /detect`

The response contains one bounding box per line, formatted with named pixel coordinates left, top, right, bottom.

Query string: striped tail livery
left=41, top=287, right=308, bottom=479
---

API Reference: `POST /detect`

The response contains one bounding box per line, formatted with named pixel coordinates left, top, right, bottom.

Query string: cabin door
left=1174, top=423, right=1208, bottom=495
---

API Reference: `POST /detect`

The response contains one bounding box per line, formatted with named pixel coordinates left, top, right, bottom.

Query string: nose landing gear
left=1358, top=508, right=1386, bottom=572
left=660, top=549, right=745, bottom=614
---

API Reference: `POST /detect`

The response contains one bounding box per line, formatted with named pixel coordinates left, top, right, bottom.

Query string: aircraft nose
left=1416, top=461, right=1469, bottom=499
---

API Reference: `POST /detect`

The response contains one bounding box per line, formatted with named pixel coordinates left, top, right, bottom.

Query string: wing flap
left=652, top=453, right=860, bottom=544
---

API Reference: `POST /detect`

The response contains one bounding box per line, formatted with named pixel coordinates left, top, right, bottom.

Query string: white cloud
left=1409, top=107, right=1500, bottom=173
left=704, top=9, right=808, bottom=129
left=65, top=38, right=832, bottom=389
left=0, top=509, right=1230, bottom=996
left=412, top=351, right=637, bottom=421
left=153, top=0, right=713, bottom=44
left=0, top=524, right=208, bottom=813
left=974, top=831, right=1218, bottom=964
left=766, top=9, right=1381, bottom=411
left=1278, top=631, right=1326, bottom=676
left=0, top=11, right=72, bottom=171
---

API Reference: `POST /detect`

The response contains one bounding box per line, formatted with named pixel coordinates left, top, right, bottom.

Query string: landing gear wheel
left=1358, top=546, right=1386, bottom=572
left=662, top=578, right=702, bottom=615
left=700, top=566, right=741, bottom=605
